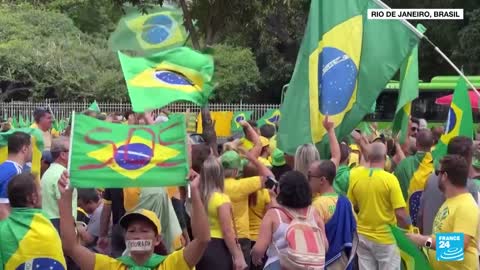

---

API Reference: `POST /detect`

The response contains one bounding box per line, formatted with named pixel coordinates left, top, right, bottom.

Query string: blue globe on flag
left=319, top=47, right=358, bottom=115
left=141, top=15, right=174, bottom=45
left=115, top=143, right=153, bottom=170
left=16, top=258, right=65, bottom=270
left=155, top=71, right=192, bottom=86
left=445, top=108, right=457, bottom=133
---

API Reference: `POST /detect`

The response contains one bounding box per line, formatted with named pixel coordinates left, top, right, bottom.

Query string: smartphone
left=265, top=176, right=278, bottom=190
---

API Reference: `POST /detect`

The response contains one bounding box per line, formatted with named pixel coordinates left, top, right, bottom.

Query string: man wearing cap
left=221, top=149, right=273, bottom=267
left=271, top=148, right=291, bottom=180
left=59, top=170, right=211, bottom=270
left=257, top=136, right=272, bottom=168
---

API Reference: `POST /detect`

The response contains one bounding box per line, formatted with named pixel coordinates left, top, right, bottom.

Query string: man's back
left=394, top=152, right=428, bottom=200
left=348, top=166, right=406, bottom=244
left=0, top=208, right=66, bottom=269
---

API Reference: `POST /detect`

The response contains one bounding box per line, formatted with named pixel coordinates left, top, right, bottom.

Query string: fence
left=0, top=101, right=280, bottom=121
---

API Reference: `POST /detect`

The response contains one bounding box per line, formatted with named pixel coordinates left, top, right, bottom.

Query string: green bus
left=366, top=76, right=480, bottom=123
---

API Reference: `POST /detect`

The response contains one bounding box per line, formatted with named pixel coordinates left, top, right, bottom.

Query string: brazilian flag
left=69, top=113, right=189, bottom=188
left=390, top=225, right=432, bottom=270
left=108, top=6, right=187, bottom=54
left=118, top=47, right=214, bottom=112
left=393, top=24, right=427, bottom=144
left=0, top=208, right=66, bottom=270
left=0, top=128, right=44, bottom=180
left=433, top=78, right=473, bottom=161
left=231, top=111, right=253, bottom=132
left=257, top=109, right=280, bottom=127
left=277, top=0, right=420, bottom=156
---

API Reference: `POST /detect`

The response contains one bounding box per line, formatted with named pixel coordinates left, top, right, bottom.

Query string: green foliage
left=0, top=4, right=126, bottom=101
left=210, top=44, right=260, bottom=103
left=453, top=9, right=480, bottom=74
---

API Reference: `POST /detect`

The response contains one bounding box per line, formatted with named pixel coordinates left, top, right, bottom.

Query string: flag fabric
left=0, top=128, right=45, bottom=180
left=196, top=111, right=234, bottom=137
left=69, top=113, right=189, bottom=188
left=118, top=47, right=214, bottom=112
left=18, top=114, right=26, bottom=128
left=257, top=109, right=280, bottom=127
left=231, top=111, right=253, bottom=132
left=389, top=225, right=432, bottom=270
left=108, top=6, right=187, bottom=54
left=433, top=78, right=473, bottom=161
left=0, top=208, right=66, bottom=270
left=277, top=0, right=420, bottom=155
left=88, top=100, right=101, bottom=113
left=393, top=24, right=426, bottom=144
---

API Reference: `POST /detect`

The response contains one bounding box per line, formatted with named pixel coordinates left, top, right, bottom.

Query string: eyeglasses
left=435, top=170, right=446, bottom=176
left=411, top=127, right=418, bottom=131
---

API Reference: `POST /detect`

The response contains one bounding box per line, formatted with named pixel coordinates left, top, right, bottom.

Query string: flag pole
left=373, top=0, right=480, bottom=98
left=67, top=111, right=75, bottom=174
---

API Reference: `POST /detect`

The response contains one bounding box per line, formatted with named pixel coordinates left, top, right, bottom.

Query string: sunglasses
left=435, top=170, right=446, bottom=176
left=411, top=127, right=418, bottom=131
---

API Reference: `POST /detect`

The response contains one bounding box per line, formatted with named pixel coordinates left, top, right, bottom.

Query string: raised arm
left=323, top=116, right=340, bottom=168
left=58, top=171, right=96, bottom=270
left=238, top=147, right=273, bottom=180
left=183, top=171, right=211, bottom=267
left=240, top=121, right=262, bottom=158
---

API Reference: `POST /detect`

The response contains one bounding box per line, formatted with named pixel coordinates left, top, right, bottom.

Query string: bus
left=365, top=76, right=480, bottom=123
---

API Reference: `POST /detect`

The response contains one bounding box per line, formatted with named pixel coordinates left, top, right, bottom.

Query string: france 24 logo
left=436, top=233, right=464, bottom=261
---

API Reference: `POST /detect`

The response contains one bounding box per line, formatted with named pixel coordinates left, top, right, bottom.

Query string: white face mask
left=125, top=240, right=153, bottom=252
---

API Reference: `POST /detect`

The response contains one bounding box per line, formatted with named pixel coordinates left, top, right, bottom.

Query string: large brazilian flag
left=278, top=0, right=420, bottom=155
left=0, top=208, right=66, bottom=270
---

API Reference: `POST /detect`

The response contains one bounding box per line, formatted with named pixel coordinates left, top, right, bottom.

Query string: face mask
left=125, top=240, right=153, bottom=252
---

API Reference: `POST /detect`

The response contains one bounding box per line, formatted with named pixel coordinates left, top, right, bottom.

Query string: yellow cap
left=120, top=209, right=161, bottom=235
left=260, top=136, right=270, bottom=147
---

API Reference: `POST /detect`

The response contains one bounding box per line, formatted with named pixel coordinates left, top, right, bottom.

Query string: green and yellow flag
left=118, top=47, right=215, bottom=112
left=0, top=128, right=44, bottom=180
left=18, top=114, right=26, bottom=128
left=231, top=111, right=253, bottom=132
left=390, top=225, right=432, bottom=270
left=0, top=208, right=66, bottom=270
left=257, top=109, right=280, bottom=127
left=433, top=78, right=473, bottom=161
left=109, top=6, right=187, bottom=54
left=393, top=24, right=426, bottom=144
left=277, top=0, right=420, bottom=156
left=69, top=113, right=189, bottom=188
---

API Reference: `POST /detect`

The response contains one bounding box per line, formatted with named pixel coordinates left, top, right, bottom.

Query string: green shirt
left=40, top=163, right=77, bottom=219
left=333, top=165, right=350, bottom=196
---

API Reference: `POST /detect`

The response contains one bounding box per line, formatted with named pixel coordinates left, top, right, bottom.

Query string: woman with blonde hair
left=294, top=117, right=341, bottom=177
left=196, top=156, right=247, bottom=270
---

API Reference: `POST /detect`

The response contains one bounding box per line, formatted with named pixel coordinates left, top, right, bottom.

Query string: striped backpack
left=274, top=206, right=326, bottom=270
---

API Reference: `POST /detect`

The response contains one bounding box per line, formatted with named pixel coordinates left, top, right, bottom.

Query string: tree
left=0, top=4, right=126, bottom=101
left=210, top=44, right=260, bottom=102
left=453, top=9, right=480, bottom=74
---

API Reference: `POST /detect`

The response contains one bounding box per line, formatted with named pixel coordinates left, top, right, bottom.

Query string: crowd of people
left=0, top=108, right=479, bottom=270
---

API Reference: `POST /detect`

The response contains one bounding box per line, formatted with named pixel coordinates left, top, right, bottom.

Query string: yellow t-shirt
left=347, top=167, right=406, bottom=244
left=429, top=193, right=479, bottom=270
left=94, top=249, right=191, bottom=270
left=249, top=189, right=271, bottom=241
left=224, top=177, right=262, bottom=239
left=312, top=193, right=339, bottom=223
left=208, top=192, right=231, bottom=239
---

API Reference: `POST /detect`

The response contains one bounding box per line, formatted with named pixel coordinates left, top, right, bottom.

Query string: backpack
left=273, top=206, right=326, bottom=270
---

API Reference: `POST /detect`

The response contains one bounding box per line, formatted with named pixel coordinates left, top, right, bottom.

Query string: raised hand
left=322, top=116, right=335, bottom=131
